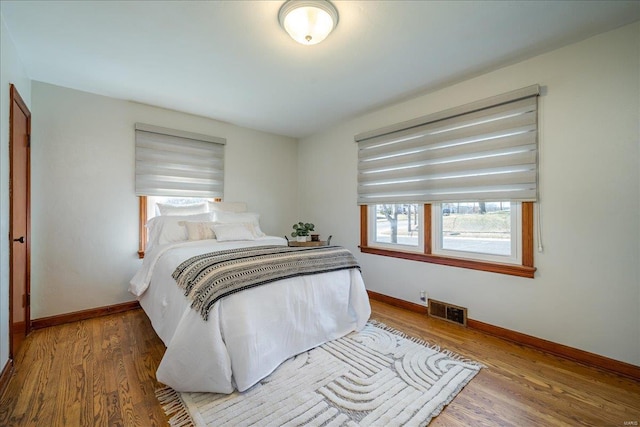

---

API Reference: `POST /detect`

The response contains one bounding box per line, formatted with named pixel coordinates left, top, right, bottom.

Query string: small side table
left=286, top=235, right=332, bottom=247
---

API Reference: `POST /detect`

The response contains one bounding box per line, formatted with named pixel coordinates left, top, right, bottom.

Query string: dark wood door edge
left=9, top=84, right=32, bottom=360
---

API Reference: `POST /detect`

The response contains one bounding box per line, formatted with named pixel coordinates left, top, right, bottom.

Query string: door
left=9, top=84, right=31, bottom=359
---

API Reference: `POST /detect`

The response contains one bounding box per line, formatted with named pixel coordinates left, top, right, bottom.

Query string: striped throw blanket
left=172, top=245, right=361, bottom=320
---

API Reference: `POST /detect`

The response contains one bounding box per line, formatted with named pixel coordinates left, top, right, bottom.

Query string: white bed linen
left=131, top=237, right=371, bottom=393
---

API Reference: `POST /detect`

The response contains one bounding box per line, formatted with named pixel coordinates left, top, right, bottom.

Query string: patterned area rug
left=157, top=321, right=482, bottom=426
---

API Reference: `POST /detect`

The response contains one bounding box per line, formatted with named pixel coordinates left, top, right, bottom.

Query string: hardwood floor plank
left=51, top=325, right=78, bottom=426
left=106, top=390, right=124, bottom=427
left=55, top=321, right=93, bottom=426
left=1, top=301, right=638, bottom=426
left=109, top=315, right=140, bottom=426
left=77, top=321, right=95, bottom=427
left=122, top=313, right=158, bottom=412
left=20, top=327, right=63, bottom=426
left=91, top=315, right=109, bottom=426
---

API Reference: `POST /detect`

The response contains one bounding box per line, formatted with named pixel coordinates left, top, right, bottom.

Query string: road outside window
left=371, top=204, right=421, bottom=249
left=439, top=202, right=512, bottom=256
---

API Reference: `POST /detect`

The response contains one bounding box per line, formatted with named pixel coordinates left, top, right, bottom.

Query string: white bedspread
left=130, top=237, right=371, bottom=393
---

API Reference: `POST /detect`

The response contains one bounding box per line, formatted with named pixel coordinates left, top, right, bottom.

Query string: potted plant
left=291, top=222, right=315, bottom=242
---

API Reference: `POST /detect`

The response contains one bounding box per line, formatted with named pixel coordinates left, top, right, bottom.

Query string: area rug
left=156, top=321, right=482, bottom=427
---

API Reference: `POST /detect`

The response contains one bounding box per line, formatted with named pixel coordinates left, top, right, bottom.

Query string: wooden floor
left=1, top=300, right=639, bottom=426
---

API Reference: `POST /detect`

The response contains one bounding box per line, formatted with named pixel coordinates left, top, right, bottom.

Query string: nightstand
left=286, top=235, right=332, bottom=247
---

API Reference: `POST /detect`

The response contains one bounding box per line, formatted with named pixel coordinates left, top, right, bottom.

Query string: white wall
left=30, top=82, right=298, bottom=318
left=299, top=22, right=640, bottom=366
left=0, top=11, right=32, bottom=368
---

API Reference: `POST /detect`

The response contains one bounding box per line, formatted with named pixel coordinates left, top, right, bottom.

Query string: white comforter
left=129, top=237, right=371, bottom=393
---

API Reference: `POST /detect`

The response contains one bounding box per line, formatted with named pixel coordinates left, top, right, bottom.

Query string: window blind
left=355, top=85, right=539, bottom=205
left=135, top=123, right=225, bottom=198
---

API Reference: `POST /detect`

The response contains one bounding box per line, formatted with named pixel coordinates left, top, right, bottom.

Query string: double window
left=356, top=86, right=539, bottom=278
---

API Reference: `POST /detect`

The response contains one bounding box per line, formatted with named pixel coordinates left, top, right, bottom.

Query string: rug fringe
left=156, top=386, right=195, bottom=427
left=367, top=319, right=485, bottom=368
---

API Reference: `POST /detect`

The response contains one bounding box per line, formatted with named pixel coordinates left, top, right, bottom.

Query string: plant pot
left=296, top=236, right=307, bottom=242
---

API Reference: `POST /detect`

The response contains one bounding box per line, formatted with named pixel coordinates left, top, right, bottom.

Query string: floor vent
left=428, top=299, right=467, bottom=326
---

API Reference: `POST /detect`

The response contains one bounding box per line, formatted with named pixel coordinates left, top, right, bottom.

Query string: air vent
left=428, top=299, right=467, bottom=326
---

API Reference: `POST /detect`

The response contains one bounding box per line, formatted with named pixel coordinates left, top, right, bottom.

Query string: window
left=137, top=195, right=218, bottom=258
left=135, top=123, right=225, bottom=257
left=432, top=201, right=521, bottom=264
left=355, top=86, right=539, bottom=278
left=369, top=204, right=422, bottom=251
left=143, top=196, right=212, bottom=222
left=360, top=203, right=534, bottom=278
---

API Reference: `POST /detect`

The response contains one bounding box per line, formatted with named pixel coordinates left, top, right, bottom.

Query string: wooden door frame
left=9, top=84, right=31, bottom=359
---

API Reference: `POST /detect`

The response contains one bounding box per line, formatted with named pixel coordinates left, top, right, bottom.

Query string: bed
left=129, top=204, right=371, bottom=393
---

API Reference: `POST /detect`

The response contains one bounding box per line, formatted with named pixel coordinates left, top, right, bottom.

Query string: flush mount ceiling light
left=278, top=0, right=339, bottom=45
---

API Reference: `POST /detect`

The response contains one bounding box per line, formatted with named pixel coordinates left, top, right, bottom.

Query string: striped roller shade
left=355, top=85, right=540, bottom=205
left=135, top=123, right=225, bottom=198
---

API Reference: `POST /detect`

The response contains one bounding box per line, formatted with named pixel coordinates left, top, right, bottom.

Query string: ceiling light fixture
left=278, top=0, right=339, bottom=45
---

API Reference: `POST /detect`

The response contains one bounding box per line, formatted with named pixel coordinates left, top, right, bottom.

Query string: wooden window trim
left=138, top=196, right=148, bottom=259
left=359, top=202, right=536, bottom=278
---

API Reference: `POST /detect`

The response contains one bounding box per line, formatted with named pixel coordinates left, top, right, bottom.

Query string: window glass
left=371, top=204, right=421, bottom=248
left=440, top=202, right=512, bottom=256
left=433, top=201, right=521, bottom=264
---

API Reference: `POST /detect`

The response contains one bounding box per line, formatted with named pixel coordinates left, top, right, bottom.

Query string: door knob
left=13, top=236, right=24, bottom=243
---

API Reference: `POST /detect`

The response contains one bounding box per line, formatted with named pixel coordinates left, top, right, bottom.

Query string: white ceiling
left=2, top=1, right=639, bottom=138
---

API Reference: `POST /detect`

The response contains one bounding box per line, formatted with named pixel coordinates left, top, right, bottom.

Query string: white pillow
left=212, top=223, right=256, bottom=242
left=181, top=221, right=217, bottom=241
left=146, top=212, right=214, bottom=249
left=207, top=201, right=247, bottom=213
left=213, top=211, right=266, bottom=237
left=157, top=202, right=208, bottom=216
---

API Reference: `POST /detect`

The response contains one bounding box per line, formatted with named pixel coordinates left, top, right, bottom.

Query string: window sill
left=359, top=245, right=536, bottom=278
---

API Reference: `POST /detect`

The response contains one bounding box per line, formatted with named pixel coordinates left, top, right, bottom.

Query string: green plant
left=291, top=222, right=315, bottom=237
